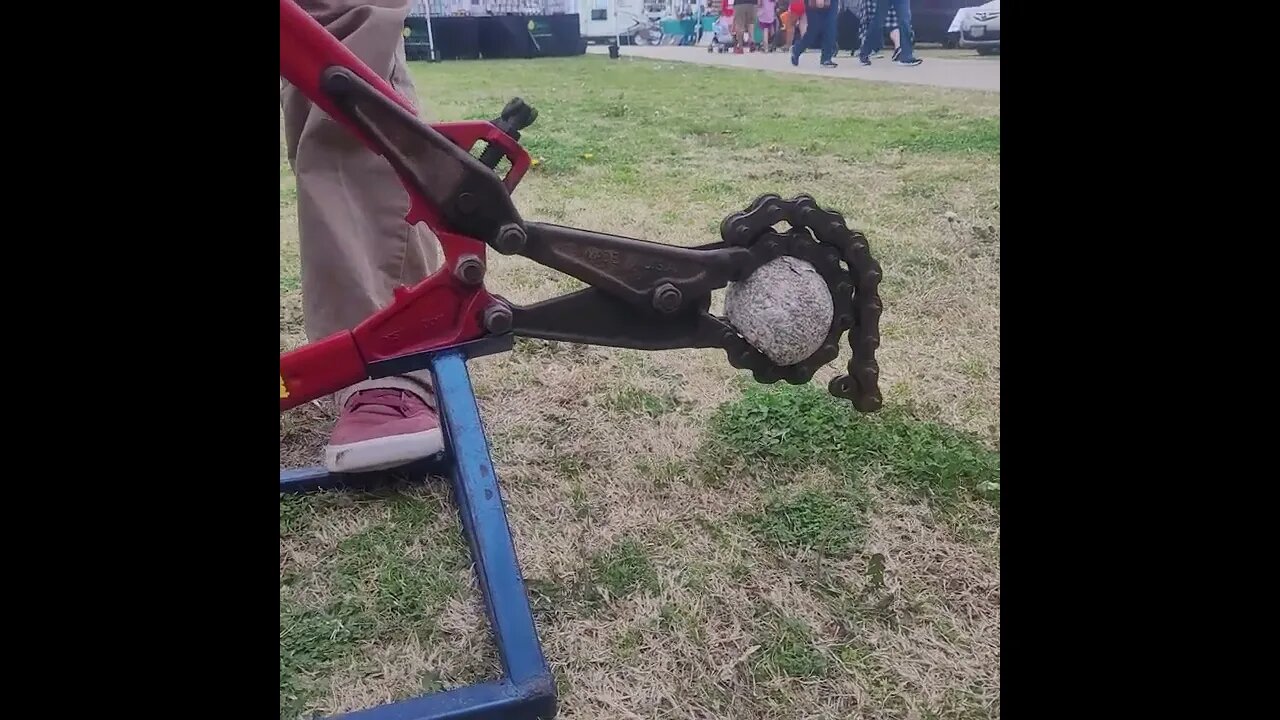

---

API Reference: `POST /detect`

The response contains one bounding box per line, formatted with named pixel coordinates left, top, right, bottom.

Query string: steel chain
left=716, top=194, right=884, bottom=412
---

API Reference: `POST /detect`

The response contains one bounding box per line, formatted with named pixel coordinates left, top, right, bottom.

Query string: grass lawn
left=280, top=55, right=1000, bottom=720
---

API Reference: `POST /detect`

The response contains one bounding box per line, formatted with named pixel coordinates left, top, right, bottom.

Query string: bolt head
left=455, top=255, right=485, bottom=285
left=652, top=283, right=682, bottom=313
left=483, top=304, right=513, bottom=334
left=494, top=224, right=527, bottom=255
left=320, top=68, right=355, bottom=97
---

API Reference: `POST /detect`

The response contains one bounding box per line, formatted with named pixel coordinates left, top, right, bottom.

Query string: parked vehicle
left=958, top=0, right=999, bottom=54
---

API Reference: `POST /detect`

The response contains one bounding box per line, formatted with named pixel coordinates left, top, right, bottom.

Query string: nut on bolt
left=652, top=283, right=682, bottom=314
left=494, top=224, right=527, bottom=255
left=454, top=254, right=485, bottom=285
left=483, top=303, right=514, bottom=335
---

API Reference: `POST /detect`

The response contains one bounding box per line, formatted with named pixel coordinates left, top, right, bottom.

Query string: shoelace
left=346, top=389, right=432, bottom=418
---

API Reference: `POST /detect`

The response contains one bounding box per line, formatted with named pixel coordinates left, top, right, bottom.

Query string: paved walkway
left=587, top=45, right=1000, bottom=92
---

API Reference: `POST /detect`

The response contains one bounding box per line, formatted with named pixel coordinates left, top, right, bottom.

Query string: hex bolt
left=483, top=303, right=513, bottom=335
left=454, top=254, right=485, bottom=285
left=494, top=224, right=527, bottom=255
left=652, top=283, right=682, bottom=314
left=319, top=68, right=354, bottom=97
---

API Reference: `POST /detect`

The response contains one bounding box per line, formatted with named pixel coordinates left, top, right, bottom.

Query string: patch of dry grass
left=281, top=56, right=998, bottom=719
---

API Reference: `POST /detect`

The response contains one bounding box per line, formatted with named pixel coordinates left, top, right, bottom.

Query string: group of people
left=719, top=0, right=922, bottom=68
left=699, top=0, right=779, bottom=53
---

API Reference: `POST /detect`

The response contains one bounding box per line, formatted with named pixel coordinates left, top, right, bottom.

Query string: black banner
left=477, top=14, right=585, bottom=59
left=403, top=16, right=481, bottom=61
left=403, top=15, right=583, bottom=61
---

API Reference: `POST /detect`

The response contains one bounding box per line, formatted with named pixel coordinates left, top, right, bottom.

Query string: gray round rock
left=725, top=256, right=834, bottom=367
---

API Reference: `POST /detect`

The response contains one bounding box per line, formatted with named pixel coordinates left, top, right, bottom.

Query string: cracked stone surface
left=725, top=255, right=834, bottom=367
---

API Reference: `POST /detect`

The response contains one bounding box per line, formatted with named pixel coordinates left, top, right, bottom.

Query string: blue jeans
left=791, top=6, right=837, bottom=63
left=859, top=0, right=915, bottom=61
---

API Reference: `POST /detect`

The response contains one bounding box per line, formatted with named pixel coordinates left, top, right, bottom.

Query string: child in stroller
left=706, top=11, right=736, bottom=52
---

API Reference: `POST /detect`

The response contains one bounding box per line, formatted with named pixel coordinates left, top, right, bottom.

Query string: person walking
left=732, top=0, right=759, bottom=53
left=758, top=0, right=778, bottom=51
left=782, top=0, right=806, bottom=51
left=857, top=0, right=921, bottom=65
left=790, top=0, right=838, bottom=68
left=857, top=0, right=902, bottom=60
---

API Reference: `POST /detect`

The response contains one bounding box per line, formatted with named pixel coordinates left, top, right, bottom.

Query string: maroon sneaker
left=324, top=388, right=444, bottom=473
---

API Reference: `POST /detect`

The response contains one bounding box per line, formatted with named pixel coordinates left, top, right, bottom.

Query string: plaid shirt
left=860, top=0, right=900, bottom=30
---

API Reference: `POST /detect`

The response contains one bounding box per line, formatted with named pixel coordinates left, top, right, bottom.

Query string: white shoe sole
left=324, top=428, right=445, bottom=474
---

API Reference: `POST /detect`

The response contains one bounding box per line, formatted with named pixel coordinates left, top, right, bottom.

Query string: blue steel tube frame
left=280, top=341, right=556, bottom=720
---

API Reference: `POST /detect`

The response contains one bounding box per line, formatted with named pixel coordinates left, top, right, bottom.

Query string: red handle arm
left=278, top=0, right=532, bottom=412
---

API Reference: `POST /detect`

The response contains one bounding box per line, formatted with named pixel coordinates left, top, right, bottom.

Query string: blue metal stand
left=281, top=338, right=556, bottom=720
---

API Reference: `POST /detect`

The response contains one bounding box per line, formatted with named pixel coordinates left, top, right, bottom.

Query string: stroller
left=706, top=13, right=735, bottom=53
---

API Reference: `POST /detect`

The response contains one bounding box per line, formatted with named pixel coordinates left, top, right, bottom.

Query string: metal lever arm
left=317, top=66, right=528, bottom=245
left=512, top=225, right=754, bottom=315
left=509, top=287, right=733, bottom=351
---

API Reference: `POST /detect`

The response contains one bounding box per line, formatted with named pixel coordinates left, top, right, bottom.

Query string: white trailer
left=580, top=0, right=685, bottom=43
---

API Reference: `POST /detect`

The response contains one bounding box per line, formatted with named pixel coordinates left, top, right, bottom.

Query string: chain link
left=716, top=194, right=883, bottom=412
